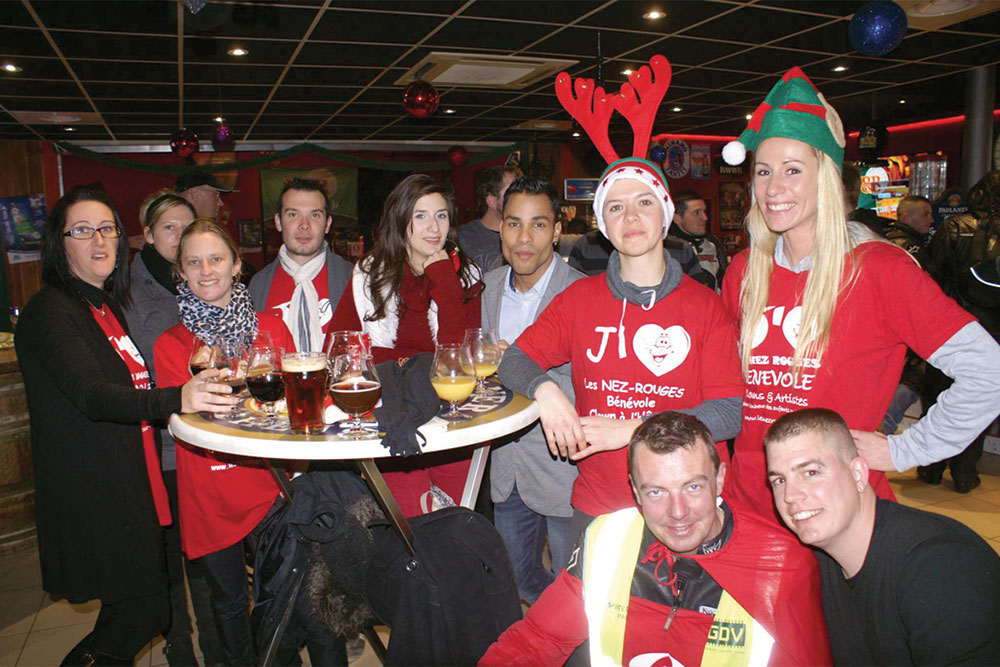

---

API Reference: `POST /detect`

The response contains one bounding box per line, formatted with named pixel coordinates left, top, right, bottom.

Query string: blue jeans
left=881, top=383, right=920, bottom=434
left=493, top=485, right=572, bottom=604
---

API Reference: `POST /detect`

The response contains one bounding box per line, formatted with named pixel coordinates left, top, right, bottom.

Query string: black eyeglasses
left=63, top=225, right=122, bottom=240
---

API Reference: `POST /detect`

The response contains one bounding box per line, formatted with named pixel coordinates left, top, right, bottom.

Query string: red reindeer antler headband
left=555, top=55, right=676, bottom=238
left=554, top=55, right=672, bottom=165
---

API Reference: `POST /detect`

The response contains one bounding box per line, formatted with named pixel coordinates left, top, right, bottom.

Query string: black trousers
left=162, top=469, right=223, bottom=663
left=200, top=541, right=256, bottom=666
left=92, top=590, right=170, bottom=660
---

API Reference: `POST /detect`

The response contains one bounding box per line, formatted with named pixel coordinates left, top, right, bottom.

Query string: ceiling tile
left=312, top=9, right=445, bottom=44
left=424, top=17, right=559, bottom=50
left=683, top=6, right=831, bottom=44
left=579, top=1, right=726, bottom=33
left=529, top=27, right=655, bottom=59
left=295, top=42, right=408, bottom=67
left=461, top=1, right=604, bottom=24
left=753, top=1, right=868, bottom=18
left=2, top=27, right=60, bottom=57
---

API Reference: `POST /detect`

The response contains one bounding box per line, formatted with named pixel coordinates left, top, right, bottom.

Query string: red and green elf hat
left=722, top=66, right=846, bottom=169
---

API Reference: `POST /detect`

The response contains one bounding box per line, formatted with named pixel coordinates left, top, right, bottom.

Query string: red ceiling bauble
left=446, top=145, right=469, bottom=167
left=170, top=128, right=200, bottom=158
left=402, top=80, right=440, bottom=119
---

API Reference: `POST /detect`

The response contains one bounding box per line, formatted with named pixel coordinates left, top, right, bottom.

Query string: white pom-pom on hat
left=722, top=140, right=746, bottom=166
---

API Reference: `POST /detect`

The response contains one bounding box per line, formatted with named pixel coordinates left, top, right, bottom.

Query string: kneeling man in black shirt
left=764, top=407, right=1000, bottom=666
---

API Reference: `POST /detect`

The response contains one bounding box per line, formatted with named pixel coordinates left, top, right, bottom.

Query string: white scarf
left=278, top=245, right=326, bottom=352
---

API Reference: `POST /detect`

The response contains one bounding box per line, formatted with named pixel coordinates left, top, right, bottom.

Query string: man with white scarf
left=249, top=178, right=352, bottom=352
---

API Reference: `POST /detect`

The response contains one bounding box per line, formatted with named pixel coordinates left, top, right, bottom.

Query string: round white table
left=169, top=392, right=539, bottom=554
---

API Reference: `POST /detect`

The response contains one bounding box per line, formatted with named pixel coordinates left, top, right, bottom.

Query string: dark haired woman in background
left=15, top=186, right=235, bottom=665
left=331, top=172, right=482, bottom=516
left=123, top=191, right=221, bottom=666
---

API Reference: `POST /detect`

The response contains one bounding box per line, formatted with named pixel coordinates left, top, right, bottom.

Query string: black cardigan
left=15, top=283, right=182, bottom=603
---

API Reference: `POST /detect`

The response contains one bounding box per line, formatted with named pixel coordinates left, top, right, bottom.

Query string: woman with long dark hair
left=15, top=186, right=235, bottom=665
left=331, top=173, right=483, bottom=515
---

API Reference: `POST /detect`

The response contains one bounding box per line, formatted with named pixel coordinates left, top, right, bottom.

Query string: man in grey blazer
left=483, top=178, right=584, bottom=603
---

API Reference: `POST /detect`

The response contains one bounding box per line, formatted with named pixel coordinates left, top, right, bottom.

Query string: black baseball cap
left=175, top=169, right=236, bottom=193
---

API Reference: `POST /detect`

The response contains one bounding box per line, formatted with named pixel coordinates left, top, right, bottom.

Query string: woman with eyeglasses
left=15, top=186, right=237, bottom=666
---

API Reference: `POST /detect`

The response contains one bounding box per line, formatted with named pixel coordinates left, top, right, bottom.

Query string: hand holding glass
left=189, top=337, right=220, bottom=377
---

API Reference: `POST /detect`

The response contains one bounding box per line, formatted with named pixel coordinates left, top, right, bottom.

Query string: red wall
left=41, top=144, right=501, bottom=269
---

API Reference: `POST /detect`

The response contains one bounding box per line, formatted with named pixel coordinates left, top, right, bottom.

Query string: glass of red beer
left=281, top=351, right=329, bottom=433
left=330, top=350, right=381, bottom=438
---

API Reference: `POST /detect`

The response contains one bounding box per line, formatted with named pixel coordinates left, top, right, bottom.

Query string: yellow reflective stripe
left=701, top=591, right=775, bottom=667
left=583, top=508, right=645, bottom=667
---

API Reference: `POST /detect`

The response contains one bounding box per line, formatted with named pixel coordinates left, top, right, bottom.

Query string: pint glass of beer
left=282, top=351, right=329, bottom=433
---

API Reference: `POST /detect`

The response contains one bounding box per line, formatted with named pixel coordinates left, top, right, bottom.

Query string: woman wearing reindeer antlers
left=497, top=56, right=744, bottom=540
left=719, top=66, right=1000, bottom=518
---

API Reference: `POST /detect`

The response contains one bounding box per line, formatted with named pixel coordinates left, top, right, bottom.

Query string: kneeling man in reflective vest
left=480, top=411, right=831, bottom=667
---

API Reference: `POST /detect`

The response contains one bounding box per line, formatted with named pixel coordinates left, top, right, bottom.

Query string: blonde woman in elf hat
left=498, top=56, right=744, bottom=541
left=720, top=66, right=1000, bottom=518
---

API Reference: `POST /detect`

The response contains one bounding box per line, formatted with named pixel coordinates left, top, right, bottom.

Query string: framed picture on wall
left=238, top=218, right=262, bottom=248
left=719, top=207, right=744, bottom=231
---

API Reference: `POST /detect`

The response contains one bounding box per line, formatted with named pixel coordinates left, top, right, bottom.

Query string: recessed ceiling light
left=63, top=126, right=76, bottom=132
left=572, top=131, right=581, bottom=138
left=2, top=63, right=22, bottom=73
left=213, top=116, right=224, bottom=123
left=227, top=47, right=249, bottom=57
left=832, top=65, right=848, bottom=72
left=899, top=98, right=907, bottom=104
left=444, top=108, right=456, bottom=114
left=622, top=68, right=634, bottom=76
left=643, top=10, right=665, bottom=19
left=745, top=114, right=753, bottom=120
left=671, top=106, right=682, bottom=112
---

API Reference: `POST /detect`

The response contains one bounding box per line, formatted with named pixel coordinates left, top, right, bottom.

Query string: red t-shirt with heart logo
left=516, top=273, right=744, bottom=516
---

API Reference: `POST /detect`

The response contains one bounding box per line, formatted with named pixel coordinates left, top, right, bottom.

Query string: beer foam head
left=282, top=354, right=327, bottom=373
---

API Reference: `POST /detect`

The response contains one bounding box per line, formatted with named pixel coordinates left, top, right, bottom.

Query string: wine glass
left=216, top=338, right=249, bottom=416
left=246, top=345, right=284, bottom=426
left=244, top=329, right=273, bottom=350
left=325, top=330, right=366, bottom=358
left=463, top=328, right=502, bottom=399
left=430, top=343, right=476, bottom=421
left=189, top=336, right=220, bottom=378
left=330, top=350, right=381, bottom=438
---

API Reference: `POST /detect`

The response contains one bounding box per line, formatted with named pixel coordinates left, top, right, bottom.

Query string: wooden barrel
left=0, top=347, right=35, bottom=554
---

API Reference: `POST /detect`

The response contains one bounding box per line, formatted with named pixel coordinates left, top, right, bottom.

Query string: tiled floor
left=2, top=466, right=998, bottom=665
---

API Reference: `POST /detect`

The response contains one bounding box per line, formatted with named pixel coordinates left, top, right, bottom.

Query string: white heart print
left=632, top=324, right=691, bottom=377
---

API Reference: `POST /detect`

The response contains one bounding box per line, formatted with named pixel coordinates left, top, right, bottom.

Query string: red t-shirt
left=263, top=263, right=333, bottom=346
left=154, top=312, right=292, bottom=559
left=721, top=242, right=975, bottom=513
left=516, top=273, right=744, bottom=516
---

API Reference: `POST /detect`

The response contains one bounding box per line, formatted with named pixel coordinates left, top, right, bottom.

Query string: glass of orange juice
left=430, top=343, right=477, bottom=421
